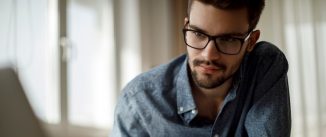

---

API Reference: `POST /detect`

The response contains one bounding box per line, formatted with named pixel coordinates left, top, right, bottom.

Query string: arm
left=110, top=94, right=149, bottom=137
left=244, top=42, right=291, bottom=137
left=244, top=75, right=291, bottom=137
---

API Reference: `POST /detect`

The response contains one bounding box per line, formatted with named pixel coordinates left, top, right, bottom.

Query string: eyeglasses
left=182, top=28, right=251, bottom=55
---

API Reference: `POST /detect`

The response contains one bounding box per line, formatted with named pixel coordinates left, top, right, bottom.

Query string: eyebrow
left=188, top=24, right=247, bottom=37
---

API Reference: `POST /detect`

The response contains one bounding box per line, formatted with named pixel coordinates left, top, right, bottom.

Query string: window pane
left=67, top=0, right=116, bottom=128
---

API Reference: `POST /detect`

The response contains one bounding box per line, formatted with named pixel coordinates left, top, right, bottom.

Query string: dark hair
left=187, top=0, right=265, bottom=31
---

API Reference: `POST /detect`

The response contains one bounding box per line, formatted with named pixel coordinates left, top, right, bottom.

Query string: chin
left=193, top=71, right=227, bottom=89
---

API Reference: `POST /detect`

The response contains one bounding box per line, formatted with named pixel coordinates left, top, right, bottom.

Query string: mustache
left=193, top=59, right=226, bottom=70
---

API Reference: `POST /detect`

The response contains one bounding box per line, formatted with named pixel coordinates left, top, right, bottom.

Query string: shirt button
left=214, top=134, right=219, bottom=137
left=179, top=107, right=184, bottom=112
left=191, top=109, right=197, bottom=114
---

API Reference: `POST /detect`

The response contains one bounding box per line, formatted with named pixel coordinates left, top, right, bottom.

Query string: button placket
left=179, top=107, right=184, bottom=113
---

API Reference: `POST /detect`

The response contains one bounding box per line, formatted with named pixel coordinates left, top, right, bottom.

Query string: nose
left=201, top=40, right=221, bottom=60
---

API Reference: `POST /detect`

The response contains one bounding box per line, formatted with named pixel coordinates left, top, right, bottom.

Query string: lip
left=198, top=65, right=221, bottom=74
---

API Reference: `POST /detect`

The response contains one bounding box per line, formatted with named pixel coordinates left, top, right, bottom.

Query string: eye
left=192, top=31, right=206, bottom=39
left=194, top=32, right=203, bottom=36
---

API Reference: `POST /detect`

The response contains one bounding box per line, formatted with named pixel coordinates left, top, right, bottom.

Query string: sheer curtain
left=0, top=0, right=59, bottom=124
left=258, top=0, right=325, bottom=137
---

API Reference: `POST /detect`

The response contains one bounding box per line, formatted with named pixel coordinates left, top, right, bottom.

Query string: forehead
left=189, top=1, right=249, bottom=35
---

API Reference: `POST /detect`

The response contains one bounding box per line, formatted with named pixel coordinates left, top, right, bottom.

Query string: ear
left=184, top=17, right=189, bottom=26
left=246, top=30, right=260, bottom=52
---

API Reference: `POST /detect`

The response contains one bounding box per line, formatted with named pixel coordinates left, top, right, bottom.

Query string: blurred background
left=0, top=0, right=325, bottom=137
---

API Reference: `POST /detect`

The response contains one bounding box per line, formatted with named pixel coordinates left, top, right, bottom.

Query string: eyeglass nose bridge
left=204, top=36, right=222, bottom=53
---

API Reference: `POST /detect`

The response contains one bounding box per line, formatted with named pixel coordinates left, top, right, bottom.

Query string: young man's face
left=186, top=1, right=257, bottom=89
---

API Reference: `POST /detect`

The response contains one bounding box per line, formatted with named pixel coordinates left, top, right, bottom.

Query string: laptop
left=0, top=67, right=46, bottom=137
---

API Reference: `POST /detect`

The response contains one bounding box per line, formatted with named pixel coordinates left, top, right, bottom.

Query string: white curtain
left=0, top=0, right=60, bottom=124
left=258, top=0, right=325, bottom=137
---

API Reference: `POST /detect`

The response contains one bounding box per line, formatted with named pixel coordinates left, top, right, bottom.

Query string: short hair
left=187, top=0, right=265, bottom=31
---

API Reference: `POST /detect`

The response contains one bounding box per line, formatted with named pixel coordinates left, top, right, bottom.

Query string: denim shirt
left=110, top=41, right=291, bottom=137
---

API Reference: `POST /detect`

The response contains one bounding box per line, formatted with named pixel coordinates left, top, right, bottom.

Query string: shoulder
left=121, top=54, right=187, bottom=98
left=241, top=41, right=290, bottom=102
left=251, top=41, right=287, bottom=63
left=248, top=41, right=288, bottom=75
left=252, top=41, right=284, bottom=55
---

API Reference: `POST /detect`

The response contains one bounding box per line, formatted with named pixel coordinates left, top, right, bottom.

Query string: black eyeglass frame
left=182, top=28, right=252, bottom=55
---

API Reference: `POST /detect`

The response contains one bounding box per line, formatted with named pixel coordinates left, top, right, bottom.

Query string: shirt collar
left=175, top=55, right=244, bottom=125
left=176, top=56, right=196, bottom=115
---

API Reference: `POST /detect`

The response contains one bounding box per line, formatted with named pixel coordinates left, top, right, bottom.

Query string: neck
left=191, top=77, right=234, bottom=120
left=192, top=77, right=233, bottom=101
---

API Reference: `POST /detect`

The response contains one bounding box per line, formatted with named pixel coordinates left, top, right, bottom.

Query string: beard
left=190, top=59, right=232, bottom=89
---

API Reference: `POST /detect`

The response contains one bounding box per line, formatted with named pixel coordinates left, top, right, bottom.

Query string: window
left=1, top=0, right=117, bottom=136
left=2, top=0, right=175, bottom=136
left=67, top=0, right=116, bottom=128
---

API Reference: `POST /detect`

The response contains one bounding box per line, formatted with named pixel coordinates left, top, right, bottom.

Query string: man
left=111, top=0, right=291, bottom=137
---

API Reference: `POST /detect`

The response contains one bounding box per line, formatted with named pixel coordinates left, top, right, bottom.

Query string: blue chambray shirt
left=110, top=41, right=291, bottom=137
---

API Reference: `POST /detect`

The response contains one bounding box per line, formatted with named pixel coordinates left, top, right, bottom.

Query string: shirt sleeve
left=244, top=42, right=291, bottom=137
left=244, top=75, right=291, bottom=137
left=110, top=93, right=150, bottom=137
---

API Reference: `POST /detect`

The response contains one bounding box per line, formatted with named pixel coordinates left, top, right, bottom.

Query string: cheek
left=227, top=45, right=247, bottom=70
left=187, top=47, right=201, bottom=56
left=187, top=48, right=200, bottom=67
left=224, top=55, right=245, bottom=73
